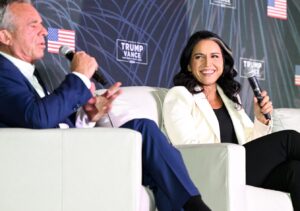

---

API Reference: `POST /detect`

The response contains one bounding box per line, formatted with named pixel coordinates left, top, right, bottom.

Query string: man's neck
left=0, top=47, right=33, bottom=64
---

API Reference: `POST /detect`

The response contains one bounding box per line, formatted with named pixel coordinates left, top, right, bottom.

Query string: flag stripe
left=295, top=66, right=300, bottom=86
left=267, top=0, right=287, bottom=20
left=47, top=27, right=75, bottom=54
left=48, top=41, right=75, bottom=46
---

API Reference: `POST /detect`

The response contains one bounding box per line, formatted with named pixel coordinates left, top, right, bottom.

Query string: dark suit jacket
left=0, top=54, right=92, bottom=128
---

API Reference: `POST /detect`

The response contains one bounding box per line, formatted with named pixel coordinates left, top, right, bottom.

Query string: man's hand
left=71, top=51, right=98, bottom=79
left=253, top=90, right=273, bottom=125
left=83, top=82, right=123, bottom=122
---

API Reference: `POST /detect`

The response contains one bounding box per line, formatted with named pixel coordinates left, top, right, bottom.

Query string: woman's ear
left=187, top=65, right=192, bottom=72
left=0, top=29, right=12, bottom=45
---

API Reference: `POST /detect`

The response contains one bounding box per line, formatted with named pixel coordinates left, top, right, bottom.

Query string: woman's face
left=188, top=39, right=224, bottom=87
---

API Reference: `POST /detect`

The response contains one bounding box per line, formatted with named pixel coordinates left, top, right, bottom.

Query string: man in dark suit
left=0, top=1, right=211, bottom=210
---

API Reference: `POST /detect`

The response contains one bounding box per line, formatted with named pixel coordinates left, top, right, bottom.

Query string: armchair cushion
left=96, top=86, right=167, bottom=128
left=272, top=108, right=300, bottom=132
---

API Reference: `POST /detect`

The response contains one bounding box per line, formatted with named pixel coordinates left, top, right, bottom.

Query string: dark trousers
left=244, top=130, right=300, bottom=211
left=121, top=118, right=199, bottom=211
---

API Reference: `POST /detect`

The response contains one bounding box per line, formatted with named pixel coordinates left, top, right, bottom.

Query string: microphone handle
left=248, top=78, right=271, bottom=120
left=93, top=71, right=107, bottom=85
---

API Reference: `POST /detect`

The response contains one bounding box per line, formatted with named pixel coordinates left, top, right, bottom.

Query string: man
left=0, top=1, right=211, bottom=210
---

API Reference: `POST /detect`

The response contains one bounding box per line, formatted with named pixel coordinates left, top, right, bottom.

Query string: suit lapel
left=193, top=85, right=247, bottom=143
left=0, top=54, right=46, bottom=98
left=193, top=91, right=221, bottom=142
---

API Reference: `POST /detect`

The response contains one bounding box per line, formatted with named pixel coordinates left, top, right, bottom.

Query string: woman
left=163, top=30, right=300, bottom=210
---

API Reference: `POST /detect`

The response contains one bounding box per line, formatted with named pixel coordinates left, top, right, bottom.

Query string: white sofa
left=0, top=86, right=298, bottom=211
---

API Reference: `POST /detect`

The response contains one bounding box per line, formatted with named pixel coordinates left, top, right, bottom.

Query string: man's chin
left=36, top=51, right=45, bottom=60
left=30, top=53, right=44, bottom=63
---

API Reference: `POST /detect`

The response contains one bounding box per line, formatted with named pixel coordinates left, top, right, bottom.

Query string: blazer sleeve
left=0, top=70, right=92, bottom=129
left=229, top=107, right=272, bottom=145
left=218, top=87, right=272, bottom=145
left=252, top=117, right=272, bottom=140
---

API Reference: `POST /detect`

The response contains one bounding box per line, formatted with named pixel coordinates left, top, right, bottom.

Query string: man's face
left=7, top=3, right=47, bottom=63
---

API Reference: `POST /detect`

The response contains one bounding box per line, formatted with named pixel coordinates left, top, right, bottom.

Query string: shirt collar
left=0, top=51, right=35, bottom=79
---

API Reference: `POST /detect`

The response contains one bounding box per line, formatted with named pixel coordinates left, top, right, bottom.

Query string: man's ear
left=0, top=29, right=12, bottom=45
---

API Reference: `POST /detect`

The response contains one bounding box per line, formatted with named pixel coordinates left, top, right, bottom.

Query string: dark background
left=33, top=0, right=300, bottom=116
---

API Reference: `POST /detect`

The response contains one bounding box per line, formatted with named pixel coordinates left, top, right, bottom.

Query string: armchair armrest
left=177, top=143, right=247, bottom=211
left=0, top=127, right=142, bottom=211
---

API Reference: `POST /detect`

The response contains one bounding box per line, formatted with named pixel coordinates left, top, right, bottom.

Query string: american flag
left=267, top=0, right=287, bottom=20
left=295, top=66, right=300, bottom=86
left=47, top=28, right=75, bottom=54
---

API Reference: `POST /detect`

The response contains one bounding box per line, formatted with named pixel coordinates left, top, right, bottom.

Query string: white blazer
left=163, top=86, right=272, bottom=145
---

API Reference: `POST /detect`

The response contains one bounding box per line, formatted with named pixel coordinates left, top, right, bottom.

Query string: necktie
left=33, top=69, right=48, bottom=96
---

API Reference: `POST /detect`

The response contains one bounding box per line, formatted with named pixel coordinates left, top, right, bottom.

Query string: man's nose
left=40, top=25, right=48, bottom=36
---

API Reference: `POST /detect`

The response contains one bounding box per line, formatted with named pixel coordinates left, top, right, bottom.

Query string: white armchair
left=178, top=143, right=247, bottom=211
left=0, top=127, right=148, bottom=211
left=178, top=144, right=293, bottom=211
left=96, top=86, right=294, bottom=211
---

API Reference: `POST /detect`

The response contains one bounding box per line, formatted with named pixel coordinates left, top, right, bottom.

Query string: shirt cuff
left=72, top=72, right=91, bottom=89
left=75, top=107, right=96, bottom=128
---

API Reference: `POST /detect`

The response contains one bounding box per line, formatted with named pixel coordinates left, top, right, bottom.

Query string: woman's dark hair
left=173, top=30, right=241, bottom=105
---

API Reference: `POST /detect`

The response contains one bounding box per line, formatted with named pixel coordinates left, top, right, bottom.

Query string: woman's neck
left=202, top=85, right=223, bottom=109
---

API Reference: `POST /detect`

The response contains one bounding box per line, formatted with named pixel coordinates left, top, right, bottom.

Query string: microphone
left=247, top=72, right=271, bottom=120
left=59, top=45, right=107, bottom=85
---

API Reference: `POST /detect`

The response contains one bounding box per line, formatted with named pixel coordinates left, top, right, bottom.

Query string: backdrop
left=33, top=0, right=300, bottom=116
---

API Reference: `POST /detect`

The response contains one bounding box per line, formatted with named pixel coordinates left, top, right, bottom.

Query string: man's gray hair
left=0, top=0, right=31, bottom=30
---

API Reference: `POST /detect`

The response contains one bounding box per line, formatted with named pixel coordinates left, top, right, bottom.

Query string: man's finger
left=103, top=82, right=122, bottom=98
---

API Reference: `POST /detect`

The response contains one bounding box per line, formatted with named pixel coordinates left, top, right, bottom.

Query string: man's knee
left=121, top=118, right=158, bottom=131
left=125, top=118, right=157, bottom=127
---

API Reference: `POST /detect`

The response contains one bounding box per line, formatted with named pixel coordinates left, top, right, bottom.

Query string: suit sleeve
left=0, top=72, right=92, bottom=128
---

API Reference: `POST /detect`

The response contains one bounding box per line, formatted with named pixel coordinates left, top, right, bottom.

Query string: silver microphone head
left=245, top=71, right=256, bottom=78
left=59, top=45, right=72, bottom=56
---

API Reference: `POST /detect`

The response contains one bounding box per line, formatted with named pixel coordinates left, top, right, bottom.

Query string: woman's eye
left=195, top=55, right=204, bottom=59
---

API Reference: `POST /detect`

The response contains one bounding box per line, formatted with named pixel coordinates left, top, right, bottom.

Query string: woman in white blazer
left=163, top=30, right=300, bottom=211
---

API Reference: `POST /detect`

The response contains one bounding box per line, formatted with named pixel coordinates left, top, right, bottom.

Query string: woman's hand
left=253, top=90, right=273, bottom=125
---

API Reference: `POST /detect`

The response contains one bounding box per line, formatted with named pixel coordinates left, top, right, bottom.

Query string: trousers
left=121, top=118, right=199, bottom=211
left=244, top=130, right=300, bottom=211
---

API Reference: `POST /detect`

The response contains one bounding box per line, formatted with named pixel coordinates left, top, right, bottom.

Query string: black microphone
left=247, top=73, right=271, bottom=120
left=59, top=45, right=107, bottom=85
